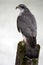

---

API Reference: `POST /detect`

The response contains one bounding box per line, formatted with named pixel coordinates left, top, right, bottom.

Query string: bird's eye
left=22, top=6, right=24, bottom=9
left=20, top=6, right=24, bottom=9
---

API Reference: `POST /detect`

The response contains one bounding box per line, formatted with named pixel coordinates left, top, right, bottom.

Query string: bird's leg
left=26, top=38, right=31, bottom=46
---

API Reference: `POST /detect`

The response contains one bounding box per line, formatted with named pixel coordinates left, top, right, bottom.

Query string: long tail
left=26, top=37, right=36, bottom=48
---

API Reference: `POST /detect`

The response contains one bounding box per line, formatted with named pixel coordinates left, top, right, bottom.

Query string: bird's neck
left=19, top=9, right=24, bottom=16
left=24, top=8, right=32, bottom=15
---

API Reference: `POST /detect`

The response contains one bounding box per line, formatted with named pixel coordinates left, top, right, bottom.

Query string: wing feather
left=17, top=14, right=37, bottom=37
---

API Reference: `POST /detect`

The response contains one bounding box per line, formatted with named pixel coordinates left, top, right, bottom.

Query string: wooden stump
left=15, top=41, right=40, bottom=65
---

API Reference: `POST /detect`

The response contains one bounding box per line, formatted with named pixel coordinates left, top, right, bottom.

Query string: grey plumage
left=17, top=13, right=37, bottom=37
left=16, top=4, right=37, bottom=48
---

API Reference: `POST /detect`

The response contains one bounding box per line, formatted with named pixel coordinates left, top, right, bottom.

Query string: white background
left=0, top=0, right=43, bottom=65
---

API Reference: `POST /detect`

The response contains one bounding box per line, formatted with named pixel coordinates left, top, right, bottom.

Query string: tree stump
left=15, top=41, right=40, bottom=65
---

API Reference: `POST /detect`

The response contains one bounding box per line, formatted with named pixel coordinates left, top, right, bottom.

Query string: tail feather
left=26, top=37, right=36, bottom=48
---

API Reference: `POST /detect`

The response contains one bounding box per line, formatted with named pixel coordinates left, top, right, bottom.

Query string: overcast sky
left=0, top=0, right=43, bottom=65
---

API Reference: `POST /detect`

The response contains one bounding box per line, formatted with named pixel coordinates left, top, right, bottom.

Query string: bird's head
left=16, top=4, right=28, bottom=13
left=16, top=4, right=27, bottom=10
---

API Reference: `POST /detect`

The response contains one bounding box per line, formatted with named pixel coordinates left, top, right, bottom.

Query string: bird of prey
left=16, top=4, right=37, bottom=48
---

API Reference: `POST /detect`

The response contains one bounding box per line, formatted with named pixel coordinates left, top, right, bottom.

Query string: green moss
left=32, top=58, right=38, bottom=65
left=17, top=41, right=26, bottom=65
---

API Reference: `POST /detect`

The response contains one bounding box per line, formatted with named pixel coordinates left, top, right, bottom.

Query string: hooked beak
left=16, top=6, right=18, bottom=9
left=16, top=6, right=19, bottom=9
